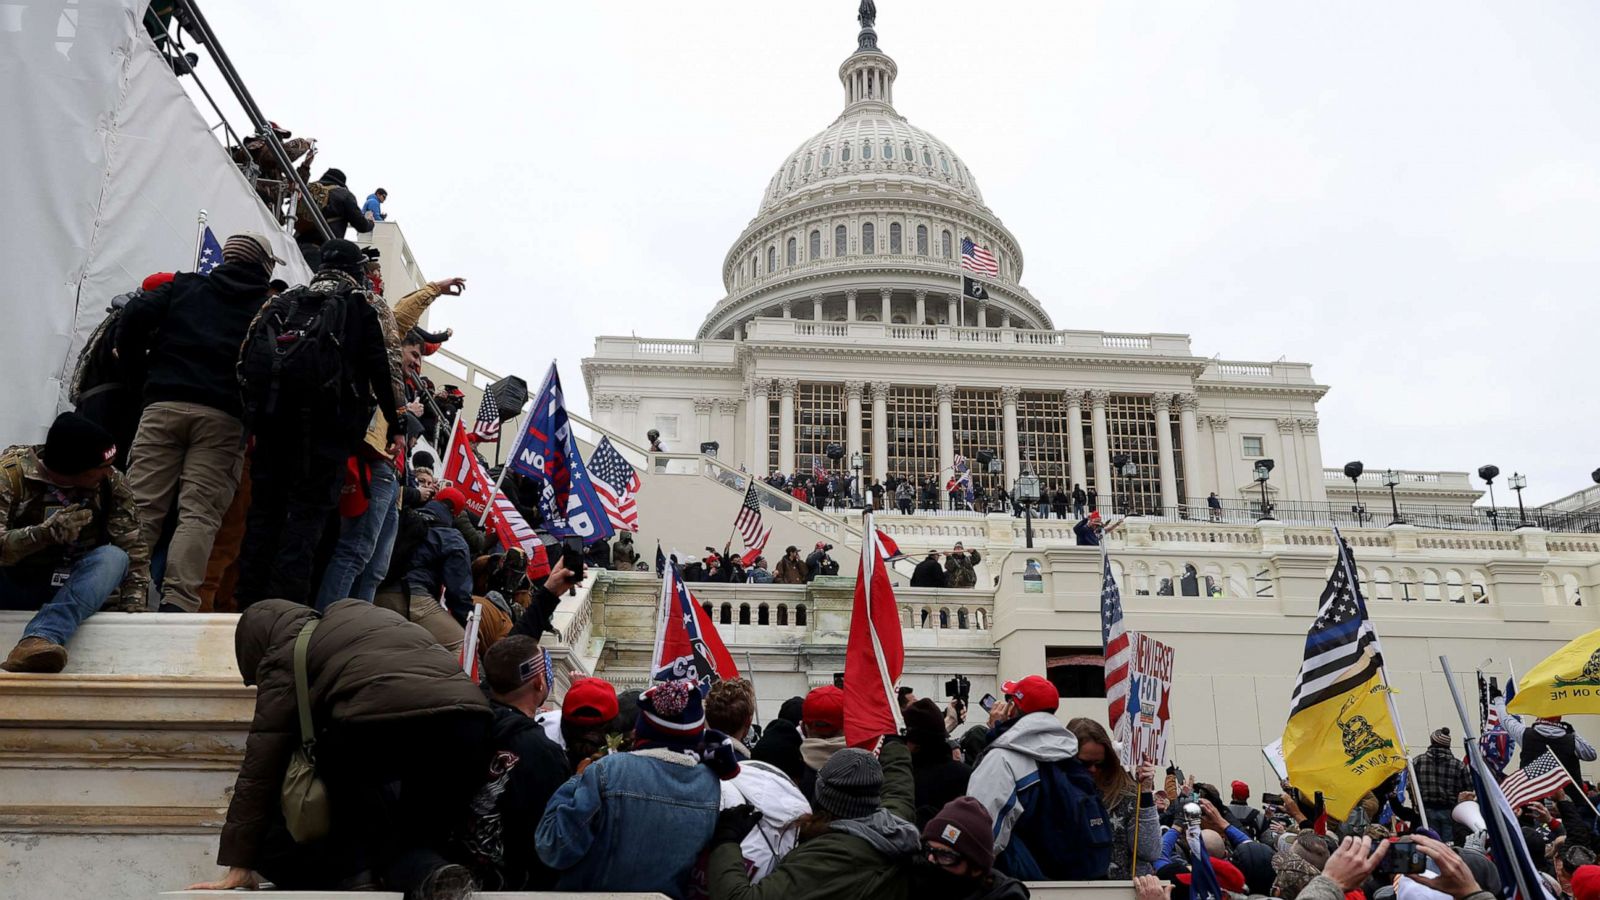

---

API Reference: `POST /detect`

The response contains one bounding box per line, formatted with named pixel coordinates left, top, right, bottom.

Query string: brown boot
left=1, top=637, right=68, bottom=674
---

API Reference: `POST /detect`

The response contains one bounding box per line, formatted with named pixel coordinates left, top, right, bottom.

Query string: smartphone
left=561, top=537, right=585, bottom=583
left=979, top=693, right=997, bottom=712
left=1376, top=841, right=1428, bottom=877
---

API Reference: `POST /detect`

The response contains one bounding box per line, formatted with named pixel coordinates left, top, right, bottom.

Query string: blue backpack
left=998, top=757, right=1114, bottom=881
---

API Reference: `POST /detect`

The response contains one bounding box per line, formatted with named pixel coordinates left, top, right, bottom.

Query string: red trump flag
left=844, top=514, right=905, bottom=747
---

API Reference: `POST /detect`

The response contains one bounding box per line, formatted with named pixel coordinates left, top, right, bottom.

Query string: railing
left=1101, top=334, right=1152, bottom=350
left=739, top=319, right=1198, bottom=357
left=1323, top=469, right=1469, bottom=487
left=1072, top=497, right=1600, bottom=534
left=634, top=339, right=701, bottom=355
left=1213, top=362, right=1273, bottom=376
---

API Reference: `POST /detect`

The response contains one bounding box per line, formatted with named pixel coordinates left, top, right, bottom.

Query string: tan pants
left=375, top=587, right=465, bottom=654
left=199, top=455, right=251, bottom=613
left=126, top=402, right=245, bottom=612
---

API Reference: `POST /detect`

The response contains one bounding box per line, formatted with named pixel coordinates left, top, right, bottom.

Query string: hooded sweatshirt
left=967, top=711, right=1080, bottom=854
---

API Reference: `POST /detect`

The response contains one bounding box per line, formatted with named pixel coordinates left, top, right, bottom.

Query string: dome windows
left=821, top=147, right=832, bottom=167
left=916, top=224, right=928, bottom=256
left=767, top=245, right=776, bottom=273
left=903, top=142, right=913, bottom=161
left=786, top=237, right=797, bottom=266
left=889, top=222, right=902, bottom=254
left=841, top=143, right=852, bottom=163
left=862, top=141, right=872, bottom=160
left=862, top=222, right=875, bottom=254
left=940, top=154, right=950, bottom=174
left=809, top=230, right=821, bottom=260
left=834, top=225, right=847, bottom=256
left=922, top=148, right=933, bottom=166
left=788, top=161, right=797, bottom=182
left=883, top=140, right=894, bottom=159
left=804, top=153, right=813, bottom=174
left=941, top=229, right=953, bottom=259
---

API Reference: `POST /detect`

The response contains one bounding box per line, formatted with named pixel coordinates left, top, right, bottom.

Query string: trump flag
left=507, top=362, right=614, bottom=543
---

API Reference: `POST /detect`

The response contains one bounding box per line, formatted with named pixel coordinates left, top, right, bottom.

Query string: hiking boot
left=407, top=864, right=475, bottom=900
left=1, top=637, right=68, bottom=673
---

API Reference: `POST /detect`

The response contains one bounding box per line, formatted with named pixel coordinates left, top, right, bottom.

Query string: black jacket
left=317, top=174, right=374, bottom=239
left=490, top=700, right=571, bottom=890
left=400, top=502, right=474, bottom=623
left=117, top=264, right=271, bottom=417
left=911, top=743, right=973, bottom=827
left=911, top=557, right=946, bottom=588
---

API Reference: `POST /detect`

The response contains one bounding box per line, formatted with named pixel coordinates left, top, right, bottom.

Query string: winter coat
left=805, top=550, right=828, bottom=581
left=947, top=550, right=981, bottom=588
left=358, top=282, right=444, bottom=460
left=362, top=192, right=386, bottom=222
left=717, top=758, right=813, bottom=883
left=316, top=173, right=374, bottom=239
left=911, top=742, right=972, bottom=827
left=1104, top=787, right=1162, bottom=879
left=968, top=712, right=1080, bottom=856
left=490, top=701, right=571, bottom=890
left=536, top=746, right=722, bottom=897
left=612, top=537, right=640, bottom=570
left=952, top=874, right=1032, bottom=900
left=117, top=263, right=271, bottom=418
left=0, top=445, right=150, bottom=600
left=1074, top=518, right=1101, bottom=546
left=708, top=742, right=919, bottom=900
left=400, top=501, right=475, bottom=623
left=747, top=567, right=773, bottom=584
left=219, top=598, right=491, bottom=869
left=773, top=555, right=807, bottom=585
left=910, top=557, right=946, bottom=588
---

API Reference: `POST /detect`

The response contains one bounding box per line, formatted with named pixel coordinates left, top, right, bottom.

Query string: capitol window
left=821, top=147, right=832, bottom=167
left=1241, top=435, right=1264, bottom=457
left=922, top=148, right=933, bottom=166
left=804, top=153, right=813, bottom=173
left=941, top=229, right=952, bottom=258
left=862, top=141, right=872, bottom=160
left=809, top=229, right=821, bottom=260
left=883, top=140, right=894, bottom=159
left=916, top=224, right=928, bottom=255
left=767, top=246, right=776, bottom=273
left=786, top=237, right=797, bottom=266
left=889, top=222, right=902, bottom=254
left=788, top=161, right=797, bottom=182
left=903, top=142, right=913, bottom=160
left=862, top=222, right=875, bottom=254
left=835, top=224, right=847, bottom=255
left=842, top=143, right=852, bottom=162
left=940, top=154, right=950, bottom=174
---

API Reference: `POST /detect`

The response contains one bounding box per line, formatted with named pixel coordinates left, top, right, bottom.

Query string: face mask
left=911, top=855, right=978, bottom=896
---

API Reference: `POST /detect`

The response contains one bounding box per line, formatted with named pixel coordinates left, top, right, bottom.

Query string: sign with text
left=1122, top=632, right=1176, bottom=767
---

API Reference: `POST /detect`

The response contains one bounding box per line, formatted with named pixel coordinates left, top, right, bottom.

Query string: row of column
left=775, top=288, right=1012, bottom=328
left=748, top=380, right=1206, bottom=507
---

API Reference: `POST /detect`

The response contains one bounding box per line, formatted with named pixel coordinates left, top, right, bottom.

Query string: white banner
left=1124, top=632, right=1176, bottom=767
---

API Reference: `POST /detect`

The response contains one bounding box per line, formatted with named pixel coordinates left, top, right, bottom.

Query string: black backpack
left=239, top=284, right=347, bottom=417
left=999, top=757, right=1114, bottom=881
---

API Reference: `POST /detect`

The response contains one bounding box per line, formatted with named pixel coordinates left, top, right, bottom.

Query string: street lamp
left=1016, top=472, right=1041, bottom=548
left=1382, top=469, right=1404, bottom=525
left=1478, top=465, right=1500, bottom=530
left=1509, top=472, right=1528, bottom=527
left=1253, top=459, right=1275, bottom=521
left=1112, top=453, right=1137, bottom=516
left=850, top=451, right=864, bottom=510
left=1344, top=460, right=1366, bottom=526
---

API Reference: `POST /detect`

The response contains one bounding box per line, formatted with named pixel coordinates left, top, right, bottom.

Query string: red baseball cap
left=562, top=676, right=619, bottom=727
left=1001, top=675, right=1060, bottom=715
left=802, top=685, right=845, bottom=735
left=1177, top=859, right=1246, bottom=895
left=433, top=486, right=467, bottom=517
left=1571, top=866, right=1600, bottom=900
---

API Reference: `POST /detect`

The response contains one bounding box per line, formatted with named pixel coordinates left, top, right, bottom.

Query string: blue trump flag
left=507, top=363, right=615, bottom=543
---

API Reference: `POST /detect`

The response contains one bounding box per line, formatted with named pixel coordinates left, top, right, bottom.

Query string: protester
left=905, top=697, right=972, bottom=826
left=536, top=679, right=730, bottom=897
left=797, top=684, right=848, bottom=800
left=1496, top=694, right=1599, bottom=785
left=118, top=232, right=279, bottom=613
left=1413, top=727, right=1473, bottom=838
left=774, top=545, right=807, bottom=584
left=1067, top=717, right=1160, bottom=879
left=946, top=542, right=981, bottom=588
left=1225, top=780, right=1268, bottom=839
left=914, top=798, right=1033, bottom=899
left=1074, top=511, right=1105, bottom=546
left=0, top=413, right=150, bottom=672
left=363, top=187, right=388, bottom=222
left=1072, top=484, right=1087, bottom=518
left=191, top=598, right=493, bottom=897
left=611, top=531, right=639, bottom=570
left=706, top=678, right=812, bottom=882
left=911, top=550, right=946, bottom=588
left=375, top=491, right=473, bottom=651
left=805, top=542, right=834, bottom=581
left=557, top=675, right=622, bottom=771
left=747, top=556, right=773, bottom=583
left=482, top=636, right=568, bottom=891
left=70, top=272, right=175, bottom=469
left=896, top=478, right=915, bottom=514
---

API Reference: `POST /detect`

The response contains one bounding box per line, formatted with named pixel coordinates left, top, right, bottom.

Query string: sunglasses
left=924, top=844, right=963, bottom=867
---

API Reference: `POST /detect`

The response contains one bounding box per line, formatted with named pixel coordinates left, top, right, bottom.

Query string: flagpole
left=478, top=408, right=526, bottom=529
left=193, top=208, right=209, bottom=270
left=1334, top=530, right=1430, bottom=832
left=649, top=553, right=673, bottom=682
left=438, top=410, right=461, bottom=485
left=861, top=509, right=905, bottom=735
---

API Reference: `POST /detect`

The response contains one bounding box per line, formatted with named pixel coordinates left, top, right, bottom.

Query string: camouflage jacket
left=0, top=445, right=149, bottom=598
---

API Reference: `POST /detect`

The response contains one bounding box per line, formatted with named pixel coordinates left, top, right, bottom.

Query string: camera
left=1376, top=840, right=1428, bottom=877
left=821, top=543, right=833, bottom=552
left=944, top=674, right=971, bottom=704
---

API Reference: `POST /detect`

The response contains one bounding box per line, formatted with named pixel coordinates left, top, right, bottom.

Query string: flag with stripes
left=1288, top=534, right=1384, bottom=716
left=960, top=236, right=999, bottom=277
left=734, top=480, right=771, bottom=563
left=1502, top=749, right=1575, bottom=812
left=589, top=437, right=641, bottom=532
left=470, top=390, right=500, bottom=443
left=196, top=225, right=222, bottom=274
left=1470, top=749, right=1557, bottom=900
left=1100, top=549, right=1132, bottom=745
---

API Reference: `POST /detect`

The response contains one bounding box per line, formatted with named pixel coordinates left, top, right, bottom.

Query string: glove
left=712, top=804, right=762, bottom=846
left=44, top=506, right=95, bottom=544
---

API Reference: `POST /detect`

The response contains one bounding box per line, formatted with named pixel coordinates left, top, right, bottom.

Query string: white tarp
left=0, top=0, right=310, bottom=447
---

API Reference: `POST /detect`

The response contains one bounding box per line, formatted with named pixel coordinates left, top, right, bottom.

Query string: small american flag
left=1501, top=749, right=1575, bottom=812
left=960, top=236, right=999, bottom=277
left=1101, top=549, right=1132, bottom=742
left=196, top=226, right=223, bottom=275
left=470, top=390, right=500, bottom=443
left=589, top=437, right=641, bottom=532
left=812, top=456, right=827, bottom=484
left=734, top=480, right=771, bottom=562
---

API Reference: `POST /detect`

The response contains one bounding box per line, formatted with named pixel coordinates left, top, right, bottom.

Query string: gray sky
left=197, top=1, right=1600, bottom=505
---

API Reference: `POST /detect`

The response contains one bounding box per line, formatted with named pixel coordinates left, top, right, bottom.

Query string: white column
left=870, top=381, right=889, bottom=482
left=977, top=299, right=988, bottom=328
left=780, top=299, right=792, bottom=319
left=946, top=293, right=958, bottom=326
left=748, top=379, right=770, bottom=472
left=591, top=395, right=617, bottom=434
left=1089, top=389, right=1112, bottom=509
left=1178, top=394, right=1202, bottom=506
left=620, top=397, right=640, bottom=444
left=1209, top=415, right=1232, bottom=497
left=1001, top=312, right=1011, bottom=328
left=845, top=289, right=857, bottom=322
left=694, top=397, right=714, bottom=449
left=1152, top=393, right=1179, bottom=512
left=914, top=290, right=926, bottom=325
left=777, top=378, right=797, bottom=476
left=845, top=381, right=865, bottom=472
left=810, top=293, right=823, bottom=321
left=936, top=384, right=955, bottom=482
left=715, top=398, right=738, bottom=462
left=1001, top=386, right=1020, bottom=490
left=1278, top=417, right=1301, bottom=501
left=1299, top=418, right=1327, bottom=502
left=1066, top=390, right=1086, bottom=494
left=880, top=288, right=892, bottom=323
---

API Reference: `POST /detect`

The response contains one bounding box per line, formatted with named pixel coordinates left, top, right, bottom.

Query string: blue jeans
left=315, top=460, right=400, bottom=612
left=0, top=545, right=129, bottom=645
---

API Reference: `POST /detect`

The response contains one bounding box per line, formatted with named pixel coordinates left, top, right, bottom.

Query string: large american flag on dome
left=960, top=236, right=999, bottom=277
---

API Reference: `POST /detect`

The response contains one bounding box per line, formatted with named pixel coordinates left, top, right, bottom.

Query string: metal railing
left=1081, top=497, right=1600, bottom=534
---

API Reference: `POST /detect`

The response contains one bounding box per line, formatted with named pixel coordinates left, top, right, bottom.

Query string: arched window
left=916, top=224, right=928, bottom=255
left=834, top=225, right=847, bottom=256
left=958, top=608, right=969, bottom=629
left=939, top=608, right=950, bottom=628
left=939, top=155, right=950, bottom=174
left=777, top=603, right=789, bottom=626
left=788, top=161, right=797, bottom=182
left=720, top=603, right=733, bottom=625
left=889, top=222, right=902, bottom=254
left=920, top=608, right=930, bottom=628
left=766, top=246, right=776, bottom=273
left=821, top=147, right=832, bottom=167
left=795, top=604, right=807, bottom=626
left=941, top=230, right=953, bottom=258
left=883, top=139, right=894, bottom=159
left=923, top=148, right=933, bottom=166
left=750, top=254, right=757, bottom=278
left=758, top=603, right=770, bottom=625
left=739, top=603, right=751, bottom=625
left=903, top=142, right=913, bottom=161
left=702, top=601, right=714, bottom=619
left=862, top=141, right=872, bottom=160
left=804, top=153, right=813, bottom=173
left=786, top=237, right=797, bottom=266
left=842, top=143, right=852, bottom=162
left=862, top=222, right=875, bottom=254
left=809, top=229, right=821, bottom=259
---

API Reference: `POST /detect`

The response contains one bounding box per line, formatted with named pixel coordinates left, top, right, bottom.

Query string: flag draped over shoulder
left=844, top=519, right=904, bottom=747
left=1507, top=626, right=1600, bottom=719
left=651, top=560, right=738, bottom=689
left=1282, top=533, right=1407, bottom=819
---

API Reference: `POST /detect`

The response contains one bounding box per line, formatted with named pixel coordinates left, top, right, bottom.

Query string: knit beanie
left=903, top=697, right=947, bottom=746
left=635, top=679, right=707, bottom=750
left=777, top=695, right=805, bottom=725
left=1290, top=833, right=1331, bottom=870
left=923, top=797, right=996, bottom=872
left=318, top=238, right=366, bottom=274
left=815, top=747, right=883, bottom=819
left=221, top=232, right=281, bottom=272
left=1431, top=727, right=1451, bottom=748
left=41, top=412, right=116, bottom=475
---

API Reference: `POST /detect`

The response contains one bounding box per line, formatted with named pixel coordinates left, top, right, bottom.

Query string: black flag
left=962, top=275, right=989, bottom=300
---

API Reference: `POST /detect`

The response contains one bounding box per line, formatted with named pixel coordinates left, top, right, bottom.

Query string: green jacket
left=0, top=444, right=149, bottom=601
left=709, top=741, right=918, bottom=900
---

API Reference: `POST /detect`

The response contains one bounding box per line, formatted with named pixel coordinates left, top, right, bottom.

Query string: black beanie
left=319, top=239, right=365, bottom=273
left=42, top=412, right=116, bottom=475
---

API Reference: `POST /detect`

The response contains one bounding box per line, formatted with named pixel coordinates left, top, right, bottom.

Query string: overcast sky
left=196, top=1, right=1600, bottom=505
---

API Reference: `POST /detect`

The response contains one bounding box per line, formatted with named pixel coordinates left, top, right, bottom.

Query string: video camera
left=945, top=674, right=971, bottom=705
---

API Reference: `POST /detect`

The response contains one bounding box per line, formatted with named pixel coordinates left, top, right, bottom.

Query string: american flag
left=196, top=226, right=222, bottom=275
left=589, top=437, right=641, bottom=532
left=1288, top=533, right=1383, bottom=717
left=1101, top=549, right=1132, bottom=742
left=470, top=390, right=500, bottom=443
left=812, top=456, right=827, bottom=485
left=1501, top=749, right=1575, bottom=812
left=734, top=480, right=771, bottom=563
left=960, top=236, right=999, bottom=277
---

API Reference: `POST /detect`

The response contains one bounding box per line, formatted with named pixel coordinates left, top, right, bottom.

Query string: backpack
left=69, top=295, right=134, bottom=404
left=238, top=284, right=347, bottom=418
left=292, top=181, right=335, bottom=239
left=1000, top=757, right=1113, bottom=881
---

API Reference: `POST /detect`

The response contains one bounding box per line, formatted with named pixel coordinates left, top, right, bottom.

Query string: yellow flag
left=1507, top=626, right=1600, bottom=718
left=1282, top=672, right=1408, bottom=819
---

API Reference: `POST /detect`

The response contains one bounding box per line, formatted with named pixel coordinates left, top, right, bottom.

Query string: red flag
left=443, top=418, right=551, bottom=581
left=844, top=518, right=905, bottom=747
left=652, top=562, right=740, bottom=686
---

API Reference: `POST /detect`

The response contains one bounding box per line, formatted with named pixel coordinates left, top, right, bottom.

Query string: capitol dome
left=699, top=5, right=1051, bottom=339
